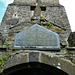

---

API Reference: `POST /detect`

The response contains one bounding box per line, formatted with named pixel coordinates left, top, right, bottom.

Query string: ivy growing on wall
left=0, top=52, right=16, bottom=73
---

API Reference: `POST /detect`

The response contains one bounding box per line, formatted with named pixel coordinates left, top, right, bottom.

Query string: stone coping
left=10, top=0, right=60, bottom=6
left=12, top=47, right=61, bottom=51
left=67, top=47, right=75, bottom=51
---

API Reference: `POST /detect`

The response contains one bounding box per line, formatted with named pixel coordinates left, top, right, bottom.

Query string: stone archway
left=2, top=62, right=68, bottom=75
left=1, top=51, right=75, bottom=75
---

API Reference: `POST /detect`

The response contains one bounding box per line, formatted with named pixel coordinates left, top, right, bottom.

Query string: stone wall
left=1, top=5, right=31, bottom=26
left=1, top=3, right=71, bottom=47
left=0, top=33, right=2, bottom=46
left=42, top=6, right=71, bottom=43
left=13, top=0, right=59, bottom=6
left=1, top=50, right=75, bottom=75
left=0, top=0, right=74, bottom=75
left=68, top=32, right=75, bottom=47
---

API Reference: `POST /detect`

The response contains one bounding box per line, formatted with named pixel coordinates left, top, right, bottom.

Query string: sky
left=0, top=1, right=6, bottom=24
left=0, top=0, right=75, bottom=32
left=0, top=0, right=14, bottom=24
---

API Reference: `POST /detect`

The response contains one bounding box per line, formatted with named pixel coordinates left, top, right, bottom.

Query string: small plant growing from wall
left=0, top=58, right=4, bottom=72
left=33, top=0, right=36, bottom=4
left=46, top=22, right=53, bottom=28
left=0, top=52, right=17, bottom=73
left=40, top=16, right=53, bottom=28
left=53, top=1, right=56, bottom=5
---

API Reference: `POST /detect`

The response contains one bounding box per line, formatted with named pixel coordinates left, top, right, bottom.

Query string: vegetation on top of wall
left=46, top=22, right=53, bottom=28
left=0, top=55, right=8, bottom=73
left=0, top=58, right=4, bottom=72
left=39, top=16, right=64, bottom=34
left=48, top=26, right=64, bottom=34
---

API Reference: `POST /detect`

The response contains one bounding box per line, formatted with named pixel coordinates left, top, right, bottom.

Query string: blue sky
left=0, top=0, right=75, bottom=32
left=0, top=0, right=14, bottom=24
left=0, top=1, right=7, bottom=24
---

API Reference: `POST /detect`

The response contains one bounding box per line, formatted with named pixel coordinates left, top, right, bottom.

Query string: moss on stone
left=46, top=26, right=64, bottom=34
left=0, top=56, right=7, bottom=73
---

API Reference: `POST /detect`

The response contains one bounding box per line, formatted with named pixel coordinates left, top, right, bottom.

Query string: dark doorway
left=3, top=62, right=69, bottom=75
left=30, top=6, right=46, bottom=11
left=9, top=68, right=56, bottom=75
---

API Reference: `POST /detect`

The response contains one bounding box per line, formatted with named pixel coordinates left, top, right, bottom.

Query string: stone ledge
left=67, top=47, right=75, bottom=51
left=12, top=0, right=60, bottom=6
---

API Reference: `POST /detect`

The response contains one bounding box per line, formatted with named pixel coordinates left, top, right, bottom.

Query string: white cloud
left=6, top=0, right=14, bottom=5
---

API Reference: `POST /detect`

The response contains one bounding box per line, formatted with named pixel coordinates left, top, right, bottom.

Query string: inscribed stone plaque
left=14, top=24, right=60, bottom=50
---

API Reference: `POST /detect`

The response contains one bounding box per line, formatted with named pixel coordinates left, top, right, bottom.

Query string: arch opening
left=3, top=62, right=69, bottom=75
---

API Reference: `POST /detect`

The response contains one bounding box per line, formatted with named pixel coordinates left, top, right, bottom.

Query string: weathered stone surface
left=0, top=33, right=3, bottom=46
left=41, top=53, right=75, bottom=75
left=1, top=5, right=71, bottom=45
left=2, top=51, right=75, bottom=75
left=29, top=52, right=40, bottom=62
left=68, top=32, right=75, bottom=47
left=13, top=0, right=59, bottom=6
left=6, top=18, right=19, bottom=25
left=4, top=53, right=28, bottom=69
left=14, top=24, right=60, bottom=50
